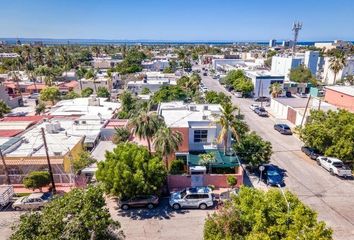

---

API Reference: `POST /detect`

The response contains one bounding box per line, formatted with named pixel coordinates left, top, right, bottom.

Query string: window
left=185, top=194, right=199, bottom=199
left=199, top=194, right=209, bottom=199
left=194, top=130, right=208, bottom=143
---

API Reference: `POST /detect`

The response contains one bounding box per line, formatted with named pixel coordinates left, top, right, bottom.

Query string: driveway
left=198, top=67, right=354, bottom=240
left=107, top=197, right=214, bottom=240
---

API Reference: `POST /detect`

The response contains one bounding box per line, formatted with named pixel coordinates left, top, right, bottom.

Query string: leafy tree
left=224, top=70, right=244, bottom=86
left=169, top=159, right=185, bottom=175
left=81, top=87, right=94, bottom=97
left=96, top=143, right=167, bottom=199
left=205, top=91, right=231, bottom=105
left=64, top=90, right=80, bottom=99
left=226, top=175, right=237, bottom=189
left=289, top=65, right=315, bottom=83
left=152, top=85, right=187, bottom=103
left=11, top=186, right=124, bottom=240
left=35, top=102, right=46, bottom=115
left=199, top=152, right=216, bottom=173
left=97, top=86, right=110, bottom=98
left=233, top=77, right=254, bottom=95
left=153, top=126, right=183, bottom=168
left=114, top=49, right=146, bottom=74
left=0, top=100, right=11, bottom=118
left=233, top=132, right=272, bottom=168
left=23, top=171, right=51, bottom=191
left=300, top=109, right=354, bottom=163
left=119, top=91, right=136, bottom=113
left=72, top=151, right=96, bottom=173
left=129, top=111, right=164, bottom=153
left=141, top=87, right=151, bottom=95
left=40, top=87, right=60, bottom=105
left=329, top=52, right=346, bottom=84
left=204, top=186, right=332, bottom=240
left=113, top=127, right=131, bottom=144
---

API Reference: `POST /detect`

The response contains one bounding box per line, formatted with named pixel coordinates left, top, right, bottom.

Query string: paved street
left=199, top=68, right=354, bottom=240
left=107, top=197, right=214, bottom=240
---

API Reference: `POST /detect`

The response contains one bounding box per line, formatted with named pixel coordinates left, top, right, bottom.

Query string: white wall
left=271, top=56, right=302, bottom=80
left=322, top=57, right=354, bottom=85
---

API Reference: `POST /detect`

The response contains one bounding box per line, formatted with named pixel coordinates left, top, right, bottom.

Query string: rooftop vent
left=203, top=105, right=208, bottom=110
left=202, top=115, right=208, bottom=120
left=189, top=106, right=197, bottom=111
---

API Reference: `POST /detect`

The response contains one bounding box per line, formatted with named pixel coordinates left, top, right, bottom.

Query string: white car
left=249, top=104, right=260, bottom=111
left=169, top=187, right=214, bottom=210
left=13, top=192, right=52, bottom=211
left=317, top=156, right=352, bottom=178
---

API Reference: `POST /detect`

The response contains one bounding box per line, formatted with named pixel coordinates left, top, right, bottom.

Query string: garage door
left=287, top=107, right=297, bottom=124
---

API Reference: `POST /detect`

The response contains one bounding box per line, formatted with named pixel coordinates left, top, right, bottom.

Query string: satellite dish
left=259, top=166, right=265, bottom=171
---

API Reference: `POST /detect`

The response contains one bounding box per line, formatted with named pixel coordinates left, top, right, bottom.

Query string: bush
left=226, top=175, right=237, bottom=188
left=169, top=159, right=185, bottom=174
left=81, top=87, right=93, bottom=97
left=23, top=171, right=51, bottom=191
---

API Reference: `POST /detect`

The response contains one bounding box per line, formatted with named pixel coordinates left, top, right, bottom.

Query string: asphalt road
left=198, top=67, right=354, bottom=240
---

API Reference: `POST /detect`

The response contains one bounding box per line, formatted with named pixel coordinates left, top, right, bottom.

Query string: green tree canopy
left=152, top=85, right=187, bottom=103
left=233, top=132, right=272, bottom=168
left=289, top=65, right=315, bottom=83
left=97, top=86, right=110, bottom=98
left=96, top=143, right=167, bottom=199
left=113, top=127, right=131, bottom=144
left=300, top=109, right=354, bottom=163
left=233, top=77, right=254, bottom=95
left=72, top=151, right=96, bottom=173
left=81, top=87, right=94, bottom=97
left=205, top=91, right=231, bottom=105
left=11, top=186, right=123, bottom=240
left=39, top=87, right=60, bottom=105
left=141, top=87, right=151, bottom=95
left=204, top=187, right=332, bottom=240
left=64, top=90, right=80, bottom=99
left=23, top=171, right=51, bottom=191
left=0, top=100, right=11, bottom=118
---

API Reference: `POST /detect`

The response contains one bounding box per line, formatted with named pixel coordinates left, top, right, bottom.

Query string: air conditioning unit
left=53, top=151, right=62, bottom=156
left=202, top=115, right=208, bottom=120
left=189, top=106, right=197, bottom=111
left=203, top=105, right=208, bottom=110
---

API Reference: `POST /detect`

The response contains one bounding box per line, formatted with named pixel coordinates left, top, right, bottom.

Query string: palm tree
left=153, top=127, right=183, bottom=169
left=129, top=111, right=164, bottom=154
left=76, top=67, right=87, bottom=91
left=329, top=53, right=346, bottom=85
left=214, top=102, right=240, bottom=154
left=0, top=100, right=11, bottom=118
left=269, top=82, right=283, bottom=98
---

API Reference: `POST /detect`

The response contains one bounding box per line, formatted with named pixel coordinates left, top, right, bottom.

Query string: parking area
left=107, top=197, right=215, bottom=240
left=0, top=203, right=22, bottom=239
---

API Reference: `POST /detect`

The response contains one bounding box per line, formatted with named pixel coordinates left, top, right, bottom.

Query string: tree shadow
left=114, top=198, right=190, bottom=220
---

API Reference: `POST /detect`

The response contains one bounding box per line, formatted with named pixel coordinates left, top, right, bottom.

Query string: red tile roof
left=2, top=116, right=51, bottom=122
left=0, top=130, right=23, bottom=137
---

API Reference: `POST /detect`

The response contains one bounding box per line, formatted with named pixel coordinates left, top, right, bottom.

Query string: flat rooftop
left=273, top=97, right=309, bottom=108
left=325, top=86, right=354, bottom=97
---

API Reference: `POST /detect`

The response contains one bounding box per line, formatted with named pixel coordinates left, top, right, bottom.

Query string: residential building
left=269, top=39, right=276, bottom=47
left=324, top=86, right=354, bottom=112
left=321, top=57, right=354, bottom=85
left=0, top=84, right=22, bottom=108
left=91, top=57, right=123, bottom=69
left=271, top=55, right=302, bottom=80
left=314, top=40, right=353, bottom=52
left=304, top=51, right=320, bottom=75
left=212, top=59, right=245, bottom=70
left=142, top=60, right=169, bottom=71
left=126, top=72, right=177, bottom=94
left=244, top=70, right=284, bottom=97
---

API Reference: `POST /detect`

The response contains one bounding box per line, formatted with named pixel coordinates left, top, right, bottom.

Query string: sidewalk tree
left=96, top=143, right=167, bottom=199
left=40, top=86, right=60, bottom=105
left=35, top=102, right=46, bottom=115
left=233, top=132, right=272, bottom=168
left=0, top=100, right=11, bottom=118
left=226, top=175, right=237, bottom=189
left=81, top=87, right=93, bottom=97
left=205, top=91, right=231, bottom=105
left=300, top=109, right=354, bottom=163
left=72, top=151, right=96, bottom=174
left=11, top=186, right=124, bottom=240
left=23, top=171, right=51, bottom=191
left=269, top=82, right=283, bottom=98
left=97, top=86, right=110, bottom=98
left=204, top=187, right=332, bottom=240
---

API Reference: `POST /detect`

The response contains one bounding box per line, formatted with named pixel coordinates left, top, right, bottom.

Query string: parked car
left=254, top=107, right=268, bottom=117
left=274, top=124, right=292, bottom=135
left=301, top=146, right=321, bottom=160
left=29, top=93, right=40, bottom=99
left=118, top=195, right=159, bottom=210
left=0, top=185, right=14, bottom=208
left=13, top=192, right=52, bottom=211
left=233, top=91, right=243, bottom=98
left=316, top=157, right=352, bottom=178
left=254, top=96, right=270, bottom=102
left=203, top=72, right=207, bottom=76
left=249, top=104, right=260, bottom=111
left=261, top=165, right=285, bottom=186
left=169, top=187, right=214, bottom=210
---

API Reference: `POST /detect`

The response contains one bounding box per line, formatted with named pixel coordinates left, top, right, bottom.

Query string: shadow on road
left=114, top=198, right=190, bottom=220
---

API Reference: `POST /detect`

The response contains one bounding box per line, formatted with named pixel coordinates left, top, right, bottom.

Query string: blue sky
left=0, top=0, right=353, bottom=41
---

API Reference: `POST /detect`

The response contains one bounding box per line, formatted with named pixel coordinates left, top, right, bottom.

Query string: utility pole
left=0, top=148, right=11, bottom=185
left=300, top=95, right=311, bottom=128
left=41, top=128, right=56, bottom=194
left=292, top=22, right=302, bottom=56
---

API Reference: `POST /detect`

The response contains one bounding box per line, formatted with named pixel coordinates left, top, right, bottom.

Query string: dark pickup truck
left=301, top=146, right=321, bottom=160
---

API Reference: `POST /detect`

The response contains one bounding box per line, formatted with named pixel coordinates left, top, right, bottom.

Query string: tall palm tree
left=76, top=67, right=87, bottom=91
left=153, top=127, right=183, bottom=169
left=329, top=53, right=346, bottom=85
left=269, top=82, right=283, bottom=98
left=214, top=102, right=240, bottom=154
left=129, top=111, right=164, bottom=154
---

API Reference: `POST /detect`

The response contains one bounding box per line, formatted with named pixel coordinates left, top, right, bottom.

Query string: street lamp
left=277, top=184, right=290, bottom=228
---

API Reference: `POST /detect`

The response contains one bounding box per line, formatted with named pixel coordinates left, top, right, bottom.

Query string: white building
left=269, top=39, right=276, bottom=47
left=142, top=60, right=169, bottom=71
left=314, top=40, right=352, bottom=52
left=321, top=57, right=354, bottom=85
left=212, top=59, right=245, bottom=70
left=127, top=78, right=177, bottom=94
left=271, top=56, right=302, bottom=80
left=304, top=51, right=320, bottom=75
left=245, top=70, right=284, bottom=98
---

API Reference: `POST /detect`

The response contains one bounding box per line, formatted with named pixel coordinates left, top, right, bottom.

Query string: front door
left=191, top=175, right=204, bottom=187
